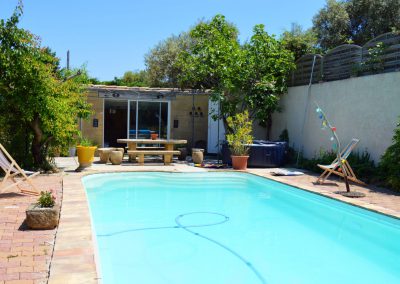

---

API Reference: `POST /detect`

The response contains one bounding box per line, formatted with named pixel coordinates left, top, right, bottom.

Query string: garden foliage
left=178, top=15, right=295, bottom=137
left=0, top=3, right=91, bottom=169
left=379, top=119, right=400, bottom=191
left=38, top=190, right=56, bottom=208
left=226, top=111, right=253, bottom=156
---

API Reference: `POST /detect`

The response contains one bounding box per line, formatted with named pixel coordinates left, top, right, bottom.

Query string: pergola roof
left=88, top=85, right=210, bottom=100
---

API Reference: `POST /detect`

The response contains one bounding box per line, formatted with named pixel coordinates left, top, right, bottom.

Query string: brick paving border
left=0, top=175, right=62, bottom=284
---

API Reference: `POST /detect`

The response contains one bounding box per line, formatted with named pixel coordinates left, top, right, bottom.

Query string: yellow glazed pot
left=76, top=146, right=97, bottom=168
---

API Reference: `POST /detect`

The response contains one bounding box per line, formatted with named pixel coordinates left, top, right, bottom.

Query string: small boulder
left=25, top=204, right=60, bottom=230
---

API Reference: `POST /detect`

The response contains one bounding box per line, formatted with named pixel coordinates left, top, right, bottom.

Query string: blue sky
left=1, top=0, right=326, bottom=81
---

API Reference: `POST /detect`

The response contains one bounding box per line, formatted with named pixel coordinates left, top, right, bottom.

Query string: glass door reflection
left=128, top=101, right=168, bottom=139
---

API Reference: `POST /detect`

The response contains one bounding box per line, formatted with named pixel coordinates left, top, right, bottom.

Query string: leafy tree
left=312, top=0, right=400, bottom=50
left=178, top=15, right=294, bottom=137
left=0, top=3, right=91, bottom=169
left=281, top=23, right=320, bottom=60
left=121, top=70, right=149, bottom=87
left=145, top=33, right=191, bottom=87
left=178, top=14, right=241, bottom=92
left=239, top=24, right=295, bottom=136
left=379, top=118, right=400, bottom=191
left=312, top=0, right=351, bottom=50
left=178, top=14, right=244, bottom=125
left=347, top=0, right=400, bottom=45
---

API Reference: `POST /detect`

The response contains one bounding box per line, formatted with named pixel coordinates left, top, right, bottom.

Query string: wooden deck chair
left=0, top=143, right=40, bottom=195
left=316, top=138, right=366, bottom=186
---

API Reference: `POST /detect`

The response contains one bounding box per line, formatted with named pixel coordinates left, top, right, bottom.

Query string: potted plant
left=26, top=190, right=60, bottom=229
left=226, top=111, right=253, bottom=170
left=76, top=137, right=97, bottom=170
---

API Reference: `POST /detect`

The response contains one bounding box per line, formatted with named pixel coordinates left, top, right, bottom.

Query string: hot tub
left=221, top=140, right=287, bottom=168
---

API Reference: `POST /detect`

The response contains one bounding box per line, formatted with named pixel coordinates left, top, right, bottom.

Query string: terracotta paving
left=2, top=157, right=400, bottom=284
left=0, top=175, right=62, bottom=284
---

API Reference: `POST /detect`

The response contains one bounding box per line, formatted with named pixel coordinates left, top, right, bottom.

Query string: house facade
left=81, top=85, right=211, bottom=151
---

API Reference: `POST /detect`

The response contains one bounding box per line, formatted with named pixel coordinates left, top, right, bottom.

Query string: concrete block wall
left=170, top=94, right=209, bottom=149
left=81, top=91, right=104, bottom=147
left=270, top=71, right=400, bottom=163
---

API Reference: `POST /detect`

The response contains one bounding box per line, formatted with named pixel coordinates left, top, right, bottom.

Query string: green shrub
left=37, top=190, right=56, bottom=208
left=79, top=137, right=95, bottom=147
left=295, top=149, right=376, bottom=183
left=379, top=119, right=400, bottom=191
left=226, top=111, right=253, bottom=156
left=280, top=129, right=379, bottom=186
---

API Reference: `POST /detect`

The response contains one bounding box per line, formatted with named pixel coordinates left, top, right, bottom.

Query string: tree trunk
left=30, top=115, right=44, bottom=167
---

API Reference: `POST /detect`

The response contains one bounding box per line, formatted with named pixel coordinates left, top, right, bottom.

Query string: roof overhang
left=88, top=85, right=209, bottom=100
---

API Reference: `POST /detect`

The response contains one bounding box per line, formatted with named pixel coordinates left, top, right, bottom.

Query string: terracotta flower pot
left=231, top=155, right=249, bottom=170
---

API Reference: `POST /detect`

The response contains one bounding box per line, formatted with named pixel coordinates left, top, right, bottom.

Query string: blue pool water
left=84, top=172, right=400, bottom=284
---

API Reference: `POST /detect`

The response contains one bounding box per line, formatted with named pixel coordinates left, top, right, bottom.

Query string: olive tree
left=0, top=3, right=91, bottom=169
left=145, top=33, right=191, bottom=87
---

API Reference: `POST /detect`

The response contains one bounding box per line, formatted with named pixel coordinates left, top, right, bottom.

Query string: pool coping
left=49, top=166, right=400, bottom=283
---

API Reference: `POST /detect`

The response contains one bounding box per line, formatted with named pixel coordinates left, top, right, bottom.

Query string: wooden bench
left=127, top=150, right=180, bottom=165
left=126, top=147, right=165, bottom=161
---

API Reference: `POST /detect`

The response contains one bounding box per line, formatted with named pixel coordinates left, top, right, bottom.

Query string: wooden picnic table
left=117, top=139, right=187, bottom=150
left=117, top=139, right=187, bottom=165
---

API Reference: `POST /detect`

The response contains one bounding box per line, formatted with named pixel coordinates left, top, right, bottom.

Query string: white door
left=207, top=99, right=225, bottom=154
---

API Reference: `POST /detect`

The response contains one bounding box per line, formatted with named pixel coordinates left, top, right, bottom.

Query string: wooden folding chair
left=0, top=143, right=40, bottom=195
left=316, top=138, right=366, bottom=186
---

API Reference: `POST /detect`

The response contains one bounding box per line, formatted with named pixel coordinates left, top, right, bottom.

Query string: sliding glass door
left=128, top=101, right=169, bottom=139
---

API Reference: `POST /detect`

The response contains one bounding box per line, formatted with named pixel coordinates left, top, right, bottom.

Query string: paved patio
left=1, top=157, right=400, bottom=283
left=0, top=175, right=62, bottom=284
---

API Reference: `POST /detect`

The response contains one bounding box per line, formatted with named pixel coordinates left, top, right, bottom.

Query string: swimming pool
left=84, top=172, right=400, bottom=284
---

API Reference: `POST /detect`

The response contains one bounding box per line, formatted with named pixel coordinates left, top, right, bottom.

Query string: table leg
left=128, top=143, right=137, bottom=162
left=164, top=154, right=172, bottom=165
left=138, top=154, right=144, bottom=165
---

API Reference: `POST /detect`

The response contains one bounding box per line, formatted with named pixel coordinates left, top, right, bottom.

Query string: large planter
left=192, top=148, right=204, bottom=164
left=26, top=204, right=60, bottom=230
left=110, top=150, right=123, bottom=165
left=231, top=155, right=249, bottom=170
left=76, top=145, right=97, bottom=168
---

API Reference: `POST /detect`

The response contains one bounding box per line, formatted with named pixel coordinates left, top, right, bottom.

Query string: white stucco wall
left=271, top=72, right=400, bottom=163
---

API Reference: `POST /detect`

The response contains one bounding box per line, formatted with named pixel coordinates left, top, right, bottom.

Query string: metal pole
left=296, top=55, right=317, bottom=166
left=192, top=93, right=195, bottom=150
left=67, top=50, right=70, bottom=70
left=217, top=97, right=221, bottom=164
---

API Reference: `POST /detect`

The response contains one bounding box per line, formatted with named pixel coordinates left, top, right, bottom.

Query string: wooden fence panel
left=323, top=44, right=362, bottom=81
left=362, top=32, right=400, bottom=72
left=290, top=54, right=323, bottom=86
left=290, top=32, right=400, bottom=86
